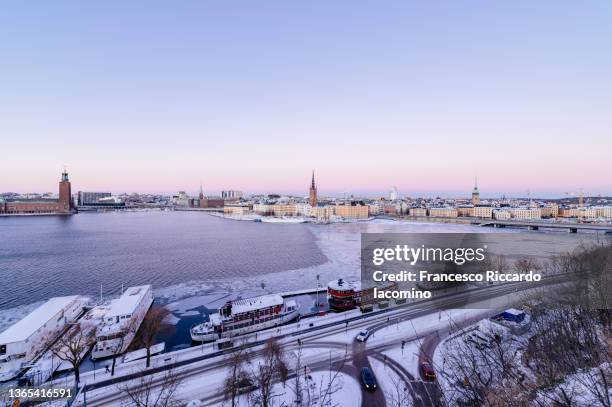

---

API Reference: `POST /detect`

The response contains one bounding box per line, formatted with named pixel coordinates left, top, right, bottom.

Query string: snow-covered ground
left=181, top=370, right=362, bottom=407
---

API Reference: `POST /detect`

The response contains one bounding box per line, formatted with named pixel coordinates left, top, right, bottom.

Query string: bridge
left=475, top=219, right=612, bottom=233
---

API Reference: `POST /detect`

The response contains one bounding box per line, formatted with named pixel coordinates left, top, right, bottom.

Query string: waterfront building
left=428, top=207, right=458, bottom=218
left=223, top=204, right=251, bottom=215
left=595, top=206, right=612, bottom=218
left=383, top=204, right=399, bottom=215
left=310, top=205, right=334, bottom=220
left=471, top=205, right=493, bottom=219
left=0, top=171, right=73, bottom=215
left=335, top=203, right=369, bottom=219
left=295, top=203, right=311, bottom=216
left=272, top=204, right=298, bottom=216
left=456, top=205, right=474, bottom=217
left=253, top=203, right=273, bottom=215
left=509, top=207, right=542, bottom=220
left=493, top=209, right=512, bottom=220
left=309, top=171, right=318, bottom=207
left=409, top=208, right=427, bottom=217
left=77, top=191, right=111, bottom=206
left=368, top=203, right=383, bottom=216
left=559, top=207, right=597, bottom=219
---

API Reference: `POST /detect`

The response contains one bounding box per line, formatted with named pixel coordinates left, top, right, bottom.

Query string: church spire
left=309, top=170, right=318, bottom=207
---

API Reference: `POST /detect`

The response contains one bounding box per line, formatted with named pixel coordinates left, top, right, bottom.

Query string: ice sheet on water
left=162, top=313, right=180, bottom=326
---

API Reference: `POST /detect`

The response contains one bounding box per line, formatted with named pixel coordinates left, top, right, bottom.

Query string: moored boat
left=190, top=294, right=299, bottom=342
left=91, top=285, right=153, bottom=360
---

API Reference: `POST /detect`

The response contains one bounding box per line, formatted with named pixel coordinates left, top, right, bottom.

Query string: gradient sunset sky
left=1, top=1, right=610, bottom=197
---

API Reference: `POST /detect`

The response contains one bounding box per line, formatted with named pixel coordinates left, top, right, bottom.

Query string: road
left=68, top=272, right=577, bottom=406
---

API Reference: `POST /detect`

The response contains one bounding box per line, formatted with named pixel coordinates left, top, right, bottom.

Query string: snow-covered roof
left=0, top=296, right=83, bottom=344
left=106, top=285, right=151, bottom=318
left=231, top=294, right=283, bottom=315
left=328, top=279, right=361, bottom=292
left=504, top=308, right=524, bottom=316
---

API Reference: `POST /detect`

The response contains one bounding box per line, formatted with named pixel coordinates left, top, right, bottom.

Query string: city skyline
left=1, top=1, right=611, bottom=196
left=1, top=167, right=609, bottom=200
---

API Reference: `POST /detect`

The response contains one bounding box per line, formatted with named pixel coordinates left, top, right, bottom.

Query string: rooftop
left=106, top=285, right=152, bottom=318
left=0, top=296, right=84, bottom=344
left=231, top=294, right=283, bottom=315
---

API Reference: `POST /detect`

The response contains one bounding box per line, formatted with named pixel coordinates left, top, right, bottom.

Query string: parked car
left=360, top=367, right=377, bottom=391
left=420, top=362, right=436, bottom=381
left=355, top=329, right=371, bottom=342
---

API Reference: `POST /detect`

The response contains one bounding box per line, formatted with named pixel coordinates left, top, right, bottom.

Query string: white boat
left=0, top=296, right=88, bottom=382
left=190, top=295, right=299, bottom=342
left=261, top=216, right=306, bottom=224
left=91, top=285, right=153, bottom=360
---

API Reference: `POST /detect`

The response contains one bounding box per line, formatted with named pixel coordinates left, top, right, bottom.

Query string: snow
left=0, top=296, right=82, bottom=344
left=382, top=340, right=422, bottom=378
left=122, top=343, right=166, bottom=363
left=199, top=371, right=362, bottom=407
left=327, top=278, right=360, bottom=291
left=231, top=294, right=284, bottom=315
left=106, top=285, right=151, bottom=318
left=535, top=362, right=612, bottom=406
left=369, top=356, right=407, bottom=403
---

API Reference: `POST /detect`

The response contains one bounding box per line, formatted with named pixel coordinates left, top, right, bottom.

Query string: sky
left=1, top=1, right=611, bottom=198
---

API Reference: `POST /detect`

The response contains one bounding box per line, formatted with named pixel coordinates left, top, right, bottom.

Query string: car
left=420, top=362, right=436, bottom=381
left=360, top=367, right=377, bottom=391
left=236, top=377, right=257, bottom=394
left=355, top=329, right=371, bottom=342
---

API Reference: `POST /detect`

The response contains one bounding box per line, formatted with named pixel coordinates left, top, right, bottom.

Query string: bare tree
left=51, top=322, right=96, bottom=386
left=133, top=307, right=172, bottom=368
left=116, top=369, right=183, bottom=407
left=249, top=338, right=289, bottom=407
left=223, top=339, right=250, bottom=407
left=301, top=347, right=348, bottom=407
left=384, top=371, right=412, bottom=407
left=111, top=317, right=139, bottom=376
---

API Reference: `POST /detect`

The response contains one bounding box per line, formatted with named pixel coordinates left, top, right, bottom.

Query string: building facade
left=335, top=204, right=369, bottom=219
left=0, top=171, right=73, bottom=215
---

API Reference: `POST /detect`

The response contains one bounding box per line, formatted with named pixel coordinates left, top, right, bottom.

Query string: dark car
left=420, top=362, right=436, bottom=381
left=361, top=367, right=377, bottom=391
left=236, top=377, right=257, bottom=394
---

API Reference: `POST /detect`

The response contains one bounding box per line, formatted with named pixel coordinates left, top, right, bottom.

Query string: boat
left=91, top=285, right=153, bottom=360
left=190, top=294, right=299, bottom=342
left=0, top=296, right=88, bottom=382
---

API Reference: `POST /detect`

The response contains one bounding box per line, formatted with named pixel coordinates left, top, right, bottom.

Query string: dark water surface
left=0, top=211, right=327, bottom=309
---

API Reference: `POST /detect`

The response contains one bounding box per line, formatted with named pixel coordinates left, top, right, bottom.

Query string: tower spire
left=309, top=170, right=318, bottom=207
